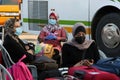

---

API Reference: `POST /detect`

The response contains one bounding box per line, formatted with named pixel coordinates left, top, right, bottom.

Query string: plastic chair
left=0, top=64, right=13, bottom=80
left=0, top=40, right=38, bottom=80
left=0, top=26, right=4, bottom=43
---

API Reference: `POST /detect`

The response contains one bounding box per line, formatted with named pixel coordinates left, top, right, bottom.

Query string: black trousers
left=52, top=49, right=61, bottom=67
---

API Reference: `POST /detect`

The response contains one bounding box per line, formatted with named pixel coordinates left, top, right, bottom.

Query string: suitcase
left=68, top=66, right=120, bottom=80
left=38, top=69, right=62, bottom=80
left=45, top=77, right=64, bottom=80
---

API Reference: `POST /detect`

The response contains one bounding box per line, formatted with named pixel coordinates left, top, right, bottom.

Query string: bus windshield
left=0, top=0, right=19, bottom=5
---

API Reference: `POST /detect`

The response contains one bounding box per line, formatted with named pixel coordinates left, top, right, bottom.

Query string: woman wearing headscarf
left=37, top=12, right=67, bottom=66
left=3, top=18, right=35, bottom=63
left=61, top=22, right=100, bottom=67
left=38, top=12, right=67, bottom=51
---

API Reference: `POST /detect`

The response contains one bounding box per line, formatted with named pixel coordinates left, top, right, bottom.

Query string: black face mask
left=75, top=36, right=85, bottom=44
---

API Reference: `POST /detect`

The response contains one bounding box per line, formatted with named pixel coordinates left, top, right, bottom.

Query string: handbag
left=39, top=42, right=55, bottom=58
left=39, top=69, right=62, bottom=80
left=30, top=55, right=58, bottom=70
left=44, top=44, right=54, bottom=58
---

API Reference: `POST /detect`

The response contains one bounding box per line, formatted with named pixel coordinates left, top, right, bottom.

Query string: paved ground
left=19, top=32, right=66, bottom=46
left=19, top=32, right=38, bottom=44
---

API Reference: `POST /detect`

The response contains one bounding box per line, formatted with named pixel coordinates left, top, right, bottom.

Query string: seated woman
left=37, top=12, right=67, bottom=66
left=3, top=18, right=35, bottom=63
left=61, top=22, right=100, bottom=67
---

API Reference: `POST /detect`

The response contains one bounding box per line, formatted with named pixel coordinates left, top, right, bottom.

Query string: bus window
left=2, top=0, right=18, bottom=5
left=0, top=0, right=2, bottom=4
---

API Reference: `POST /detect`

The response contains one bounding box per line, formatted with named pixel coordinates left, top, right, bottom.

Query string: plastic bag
left=45, top=33, right=57, bottom=40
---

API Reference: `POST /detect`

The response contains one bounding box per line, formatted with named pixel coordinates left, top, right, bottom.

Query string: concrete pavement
left=19, top=32, right=66, bottom=46
left=19, top=32, right=38, bottom=44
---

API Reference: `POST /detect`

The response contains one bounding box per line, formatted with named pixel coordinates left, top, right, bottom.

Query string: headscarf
left=72, top=23, right=86, bottom=36
left=42, top=12, right=60, bottom=33
left=42, top=24, right=60, bottom=33
left=68, top=22, right=94, bottom=50
left=49, top=12, right=59, bottom=21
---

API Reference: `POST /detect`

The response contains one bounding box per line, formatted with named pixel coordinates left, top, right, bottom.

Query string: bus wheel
left=96, top=13, right=120, bottom=57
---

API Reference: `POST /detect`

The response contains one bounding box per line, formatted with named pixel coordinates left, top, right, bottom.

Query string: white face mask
left=15, top=27, right=23, bottom=36
left=48, top=19, right=57, bottom=25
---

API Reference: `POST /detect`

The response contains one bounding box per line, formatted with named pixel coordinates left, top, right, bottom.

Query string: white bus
left=21, top=0, right=120, bottom=57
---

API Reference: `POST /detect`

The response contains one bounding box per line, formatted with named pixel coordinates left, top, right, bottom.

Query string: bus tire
left=96, top=13, right=120, bottom=57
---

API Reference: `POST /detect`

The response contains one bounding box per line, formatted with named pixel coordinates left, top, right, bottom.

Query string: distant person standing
left=61, top=22, right=100, bottom=67
left=37, top=11, right=67, bottom=66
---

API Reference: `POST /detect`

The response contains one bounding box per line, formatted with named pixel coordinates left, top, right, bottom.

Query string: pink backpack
left=7, top=55, right=33, bottom=80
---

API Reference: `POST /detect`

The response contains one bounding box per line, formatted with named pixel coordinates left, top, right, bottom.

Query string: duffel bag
left=30, top=55, right=58, bottom=70
left=68, top=66, right=120, bottom=80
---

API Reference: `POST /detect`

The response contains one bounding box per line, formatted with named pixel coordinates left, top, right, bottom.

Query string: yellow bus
left=0, top=0, right=21, bottom=25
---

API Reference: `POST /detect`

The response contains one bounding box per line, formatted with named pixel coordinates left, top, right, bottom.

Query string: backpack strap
left=18, top=55, right=26, bottom=62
